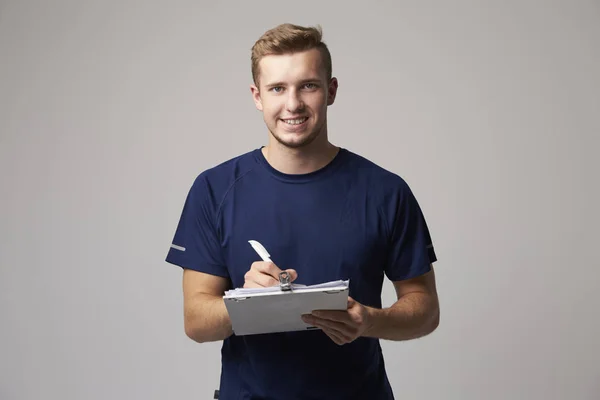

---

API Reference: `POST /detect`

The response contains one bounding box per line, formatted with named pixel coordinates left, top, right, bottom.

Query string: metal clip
left=279, top=271, right=292, bottom=291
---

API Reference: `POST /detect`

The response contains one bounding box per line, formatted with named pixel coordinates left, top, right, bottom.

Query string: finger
left=243, top=277, right=279, bottom=288
left=245, top=270, right=279, bottom=287
left=253, top=273, right=280, bottom=287
left=256, top=261, right=283, bottom=279
left=324, top=327, right=352, bottom=345
left=311, top=310, right=351, bottom=324
left=310, top=317, right=354, bottom=339
left=285, top=269, right=298, bottom=282
left=243, top=280, right=262, bottom=288
left=347, top=296, right=356, bottom=308
left=257, top=263, right=298, bottom=283
left=325, top=331, right=343, bottom=345
left=322, top=328, right=346, bottom=345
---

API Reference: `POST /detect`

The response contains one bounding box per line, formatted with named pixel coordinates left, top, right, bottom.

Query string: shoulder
left=341, top=148, right=412, bottom=199
left=342, top=150, right=431, bottom=236
left=188, top=148, right=261, bottom=207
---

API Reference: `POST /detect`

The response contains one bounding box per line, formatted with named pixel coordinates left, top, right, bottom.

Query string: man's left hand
left=302, top=297, right=373, bottom=345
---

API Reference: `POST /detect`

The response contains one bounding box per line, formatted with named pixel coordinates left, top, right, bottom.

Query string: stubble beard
left=268, top=118, right=326, bottom=149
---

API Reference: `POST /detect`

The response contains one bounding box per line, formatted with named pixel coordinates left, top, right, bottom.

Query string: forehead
left=258, top=48, right=325, bottom=85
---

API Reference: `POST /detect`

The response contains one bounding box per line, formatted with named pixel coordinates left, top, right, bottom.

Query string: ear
left=327, top=77, right=338, bottom=106
left=250, top=84, right=263, bottom=111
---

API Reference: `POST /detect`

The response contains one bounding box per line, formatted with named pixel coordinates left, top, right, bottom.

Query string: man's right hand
left=243, top=261, right=298, bottom=288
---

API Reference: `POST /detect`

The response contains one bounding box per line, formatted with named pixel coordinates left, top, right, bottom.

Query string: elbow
left=184, top=316, right=215, bottom=343
left=184, top=321, right=207, bottom=343
left=429, top=309, right=440, bottom=333
left=422, top=306, right=440, bottom=336
left=184, top=317, right=232, bottom=343
left=408, top=306, right=439, bottom=340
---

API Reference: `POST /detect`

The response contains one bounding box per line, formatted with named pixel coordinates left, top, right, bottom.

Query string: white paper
left=223, top=280, right=350, bottom=336
left=224, top=280, right=348, bottom=296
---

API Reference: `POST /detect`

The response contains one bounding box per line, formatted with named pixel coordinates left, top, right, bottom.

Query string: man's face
left=251, top=48, right=338, bottom=149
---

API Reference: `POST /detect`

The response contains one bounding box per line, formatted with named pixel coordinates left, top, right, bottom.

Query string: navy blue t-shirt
left=166, top=147, right=437, bottom=400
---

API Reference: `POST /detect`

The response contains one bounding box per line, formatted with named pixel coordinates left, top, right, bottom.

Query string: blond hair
left=251, top=23, right=332, bottom=86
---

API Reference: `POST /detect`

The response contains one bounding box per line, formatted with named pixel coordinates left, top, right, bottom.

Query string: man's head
left=250, top=23, right=338, bottom=149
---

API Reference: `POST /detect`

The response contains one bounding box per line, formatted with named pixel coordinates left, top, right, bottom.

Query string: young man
left=166, top=23, right=439, bottom=400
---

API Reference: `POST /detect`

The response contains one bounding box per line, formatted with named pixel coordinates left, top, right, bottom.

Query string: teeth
left=283, top=118, right=307, bottom=125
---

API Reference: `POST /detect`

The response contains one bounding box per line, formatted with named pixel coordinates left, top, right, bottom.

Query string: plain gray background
left=1, top=1, right=598, bottom=399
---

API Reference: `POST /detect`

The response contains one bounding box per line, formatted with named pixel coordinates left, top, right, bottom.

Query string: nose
left=285, top=89, right=304, bottom=113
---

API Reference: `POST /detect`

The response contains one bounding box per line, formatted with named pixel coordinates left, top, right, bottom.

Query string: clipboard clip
left=279, top=271, right=292, bottom=291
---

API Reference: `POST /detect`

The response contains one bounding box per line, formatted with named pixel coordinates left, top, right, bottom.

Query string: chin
left=273, top=130, right=320, bottom=149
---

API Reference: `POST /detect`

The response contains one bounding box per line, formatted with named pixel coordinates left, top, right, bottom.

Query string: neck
left=262, top=135, right=339, bottom=175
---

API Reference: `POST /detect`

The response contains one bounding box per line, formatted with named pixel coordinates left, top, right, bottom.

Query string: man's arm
left=182, top=269, right=233, bottom=343
left=302, top=266, right=439, bottom=345
left=364, top=266, right=440, bottom=341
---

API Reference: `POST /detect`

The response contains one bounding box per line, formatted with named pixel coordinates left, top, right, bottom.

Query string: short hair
left=251, top=23, right=333, bottom=87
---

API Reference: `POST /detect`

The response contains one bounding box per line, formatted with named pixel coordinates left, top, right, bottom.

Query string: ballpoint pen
left=248, top=240, right=291, bottom=291
left=248, top=240, right=272, bottom=262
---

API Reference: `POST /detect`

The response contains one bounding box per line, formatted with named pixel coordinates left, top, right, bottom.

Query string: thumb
left=285, top=269, right=298, bottom=282
left=347, top=296, right=356, bottom=308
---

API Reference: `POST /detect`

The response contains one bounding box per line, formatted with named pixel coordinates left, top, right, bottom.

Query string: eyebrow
left=264, top=79, right=321, bottom=88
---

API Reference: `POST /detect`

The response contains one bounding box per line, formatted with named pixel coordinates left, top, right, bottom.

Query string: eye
left=270, top=86, right=283, bottom=93
left=303, top=83, right=317, bottom=89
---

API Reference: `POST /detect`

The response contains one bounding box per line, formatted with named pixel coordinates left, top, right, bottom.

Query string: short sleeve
left=384, top=182, right=437, bottom=281
left=165, top=175, right=229, bottom=278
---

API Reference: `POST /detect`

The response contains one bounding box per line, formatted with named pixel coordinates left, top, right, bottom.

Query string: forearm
left=364, top=292, right=439, bottom=341
left=184, top=293, right=233, bottom=343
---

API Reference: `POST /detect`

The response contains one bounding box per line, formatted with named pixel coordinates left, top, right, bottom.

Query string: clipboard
left=223, top=271, right=350, bottom=336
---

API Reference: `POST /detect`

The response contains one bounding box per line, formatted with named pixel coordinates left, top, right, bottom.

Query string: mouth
left=280, top=117, right=309, bottom=126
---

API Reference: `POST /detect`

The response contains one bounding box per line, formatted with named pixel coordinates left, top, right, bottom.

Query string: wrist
left=363, top=306, right=387, bottom=337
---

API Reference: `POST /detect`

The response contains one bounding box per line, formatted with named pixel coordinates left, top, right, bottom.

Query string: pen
left=247, top=240, right=291, bottom=291
left=248, top=240, right=272, bottom=262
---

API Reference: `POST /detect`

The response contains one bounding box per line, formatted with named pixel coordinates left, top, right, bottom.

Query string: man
left=166, top=23, right=439, bottom=400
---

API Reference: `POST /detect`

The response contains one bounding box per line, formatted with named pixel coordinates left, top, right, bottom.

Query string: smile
left=281, top=117, right=308, bottom=125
